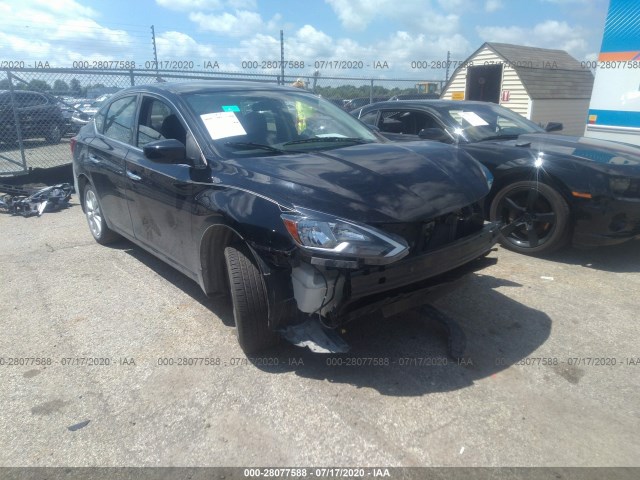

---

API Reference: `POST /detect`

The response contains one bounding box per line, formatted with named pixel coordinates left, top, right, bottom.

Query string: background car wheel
left=490, top=180, right=570, bottom=255
left=45, top=124, right=62, bottom=144
left=83, top=184, right=119, bottom=244
left=224, top=243, right=278, bottom=354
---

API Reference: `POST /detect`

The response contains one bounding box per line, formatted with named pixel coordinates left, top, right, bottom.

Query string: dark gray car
left=0, top=90, right=65, bottom=144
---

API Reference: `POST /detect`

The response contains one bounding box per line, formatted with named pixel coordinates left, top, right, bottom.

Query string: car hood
left=479, top=133, right=640, bottom=172
left=221, top=142, right=491, bottom=223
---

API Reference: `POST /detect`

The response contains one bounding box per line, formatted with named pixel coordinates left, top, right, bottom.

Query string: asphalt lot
left=0, top=200, right=638, bottom=468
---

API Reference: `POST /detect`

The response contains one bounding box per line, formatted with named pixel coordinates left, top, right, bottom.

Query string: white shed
left=441, top=42, right=594, bottom=136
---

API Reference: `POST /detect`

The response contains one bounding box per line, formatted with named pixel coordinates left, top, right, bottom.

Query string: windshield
left=183, top=89, right=379, bottom=156
left=438, top=103, right=545, bottom=142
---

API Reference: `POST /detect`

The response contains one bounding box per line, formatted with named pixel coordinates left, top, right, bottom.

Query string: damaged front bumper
left=335, top=221, right=501, bottom=323
left=261, top=222, right=501, bottom=330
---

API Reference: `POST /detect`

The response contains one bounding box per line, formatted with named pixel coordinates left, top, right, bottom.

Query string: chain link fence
left=0, top=68, right=442, bottom=176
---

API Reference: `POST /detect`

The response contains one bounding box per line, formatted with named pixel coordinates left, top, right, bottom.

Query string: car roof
left=116, top=81, right=305, bottom=96
left=363, top=100, right=497, bottom=109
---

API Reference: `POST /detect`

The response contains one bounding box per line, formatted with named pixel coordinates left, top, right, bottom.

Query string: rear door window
left=103, top=95, right=137, bottom=145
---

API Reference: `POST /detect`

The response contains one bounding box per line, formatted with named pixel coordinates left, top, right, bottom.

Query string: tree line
left=1, top=77, right=425, bottom=101
left=0, top=78, right=108, bottom=97
left=314, top=84, right=419, bottom=99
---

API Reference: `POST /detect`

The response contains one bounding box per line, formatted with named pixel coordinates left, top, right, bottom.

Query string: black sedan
left=72, top=82, right=499, bottom=353
left=352, top=100, right=640, bottom=255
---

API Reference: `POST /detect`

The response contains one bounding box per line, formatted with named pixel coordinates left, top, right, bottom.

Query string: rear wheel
left=84, top=184, right=119, bottom=244
left=490, top=180, right=570, bottom=255
left=224, top=243, right=278, bottom=353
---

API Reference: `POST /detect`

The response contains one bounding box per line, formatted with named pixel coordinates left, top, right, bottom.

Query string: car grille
left=377, top=202, right=485, bottom=256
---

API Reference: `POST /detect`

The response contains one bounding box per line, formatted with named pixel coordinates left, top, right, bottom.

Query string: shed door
left=466, top=64, right=503, bottom=103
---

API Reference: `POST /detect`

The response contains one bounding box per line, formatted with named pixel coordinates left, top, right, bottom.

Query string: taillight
left=70, top=137, right=77, bottom=155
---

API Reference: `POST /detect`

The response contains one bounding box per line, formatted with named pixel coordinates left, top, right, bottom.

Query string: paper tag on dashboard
left=200, top=112, right=246, bottom=140
left=460, top=111, right=488, bottom=126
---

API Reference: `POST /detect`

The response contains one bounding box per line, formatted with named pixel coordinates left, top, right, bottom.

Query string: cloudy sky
left=0, top=0, right=609, bottom=79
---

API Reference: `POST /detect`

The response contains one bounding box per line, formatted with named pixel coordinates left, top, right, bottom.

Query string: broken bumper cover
left=337, top=222, right=501, bottom=322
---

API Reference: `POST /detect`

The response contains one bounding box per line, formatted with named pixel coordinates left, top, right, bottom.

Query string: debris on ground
left=0, top=183, right=72, bottom=217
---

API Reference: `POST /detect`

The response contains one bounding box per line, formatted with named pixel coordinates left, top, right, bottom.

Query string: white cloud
left=156, top=31, right=217, bottom=58
left=437, top=0, right=473, bottom=11
left=485, top=0, right=503, bottom=12
left=189, top=10, right=264, bottom=37
left=289, top=25, right=335, bottom=58
left=0, top=32, right=52, bottom=57
left=155, top=0, right=258, bottom=11
left=324, top=0, right=376, bottom=30
left=0, top=1, right=136, bottom=65
left=226, top=0, right=257, bottom=9
left=31, top=0, right=98, bottom=18
left=155, top=0, right=222, bottom=11
left=325, top=0, right=459, bottom=34
left=477, top=25, right=527, bottom=45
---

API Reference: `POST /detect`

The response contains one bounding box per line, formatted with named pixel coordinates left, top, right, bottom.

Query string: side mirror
left=143, top=139, right=186, bottom=164
left=418, top=128, right=450, bottom=142
left=544, top=122, right=563, bottom=132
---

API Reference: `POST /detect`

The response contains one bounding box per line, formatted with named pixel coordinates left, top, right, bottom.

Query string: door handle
left=88, top=154, right=100, bottom=164
left=126, top=170, right=142, bottom=182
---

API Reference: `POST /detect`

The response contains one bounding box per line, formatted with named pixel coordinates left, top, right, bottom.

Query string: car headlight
left=609, top=176, right=631, bottom=195
left=281, top=208, right=409, bottom=265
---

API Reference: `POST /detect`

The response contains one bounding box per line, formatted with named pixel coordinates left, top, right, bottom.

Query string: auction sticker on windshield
left=460, top=111, right=489, bottom=127
left=200, top=111, right=247, bottom=139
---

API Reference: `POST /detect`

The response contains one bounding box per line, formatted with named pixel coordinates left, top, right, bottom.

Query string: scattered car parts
left=0, top=183, right=72, bottom=217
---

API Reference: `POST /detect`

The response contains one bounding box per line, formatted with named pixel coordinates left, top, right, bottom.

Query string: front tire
left=490, top=180, right=570, bottom=255
left=224, top=244, right=278, bottom=353
left=83, top=184, right=119, bottom=245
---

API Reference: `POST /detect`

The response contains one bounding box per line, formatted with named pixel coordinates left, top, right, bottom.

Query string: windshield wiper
left=283, top=137, right=373, bottom=146
left=224, top=142, right=287, bottom=154
left=476, top=134, right=520, bottom=142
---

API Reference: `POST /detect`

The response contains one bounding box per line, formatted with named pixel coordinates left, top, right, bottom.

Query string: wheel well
left=200, top=224, right=243, bottom=295
left=483, top=169, right=573, bottom=218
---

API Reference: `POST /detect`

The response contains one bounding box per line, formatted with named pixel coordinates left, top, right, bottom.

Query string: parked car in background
left=50, top=95, right=76, bottom=135
left=72, top=81, right=499, bottom=353
left=0, top=90, right=65, bottom=144
left=342, top=96, right=387, bottom=111
left=70, top=94, right=112, bottom=132
left=352, top=100, right=640, bottom=255
left=388, top=93, right=440, bottom=100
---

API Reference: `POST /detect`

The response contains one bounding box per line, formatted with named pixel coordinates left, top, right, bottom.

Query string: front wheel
left=489, top=180, right=570, bottom=255
left=224, top=244, right=278, bottom=353
left=83, top=184, right=119, bottom=244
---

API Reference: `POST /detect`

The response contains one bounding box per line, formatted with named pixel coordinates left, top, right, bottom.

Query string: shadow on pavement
left=112, top=238, right=236, bottom=327
left=110, top=238, right=551, bottom=397
left=0, top=163, right=73, bottom=186
left=543, top=240, right=640, bottom=273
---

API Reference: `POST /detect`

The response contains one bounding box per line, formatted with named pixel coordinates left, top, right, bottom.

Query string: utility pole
left=445, top=50, right=451, bottom=82
left=280, top=30, right=285, bottom=85
left=151, top=25, right=160, bottom=80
